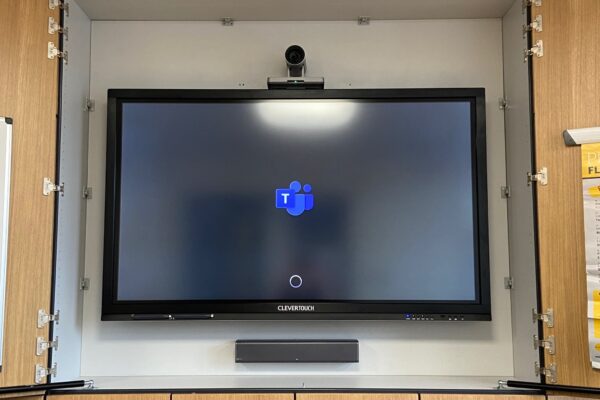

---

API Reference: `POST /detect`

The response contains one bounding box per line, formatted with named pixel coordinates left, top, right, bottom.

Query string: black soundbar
left=235, top=339, right=359, bottom=363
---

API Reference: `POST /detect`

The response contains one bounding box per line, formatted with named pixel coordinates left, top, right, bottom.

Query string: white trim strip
left=564, top=127, right=600, bottom=146
left=0, top=116, right=13, bottom=368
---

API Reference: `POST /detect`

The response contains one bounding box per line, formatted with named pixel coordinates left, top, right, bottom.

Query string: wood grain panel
left=173, top=394, right=293, bottom=400
left=297, top=394, right=417, bottom=400
left=549, top=396, right=600, bottom=400
left=48, top=395, right=170, bottom=400
left=420, top=395, right=544, bottom=400
left=532, top=0, right=600, bottom=386
left=0, top=0, right=60, bottom=387
left=0, top=393, right=43, bottom=400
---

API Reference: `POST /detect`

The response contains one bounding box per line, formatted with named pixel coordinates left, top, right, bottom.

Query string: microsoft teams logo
left=275, top=181, right=314, bottom=216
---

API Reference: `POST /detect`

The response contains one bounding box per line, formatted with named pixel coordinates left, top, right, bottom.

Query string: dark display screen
left=103, top=89, right=490, bottom=320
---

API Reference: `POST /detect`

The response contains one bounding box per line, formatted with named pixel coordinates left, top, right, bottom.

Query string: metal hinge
left=523, top=15, right=543, bottom=37
left=36, top=336, right=59, bottom=356
left=38, top=309, right=60, bottom=328
left=504, top=277, right=514, bottom=289
left=498, top=97, right=508, bottom=110
left=82, top=186, right=93, bottom=199
left=532, top=308, right=554, bottom=327
left=221, top=18, right=234, bottom=26
left=35, top=363, right=57, bottom=384
left=501, top=185, right=511, bottom=199
left=535, top=361, right=556, bottom=383
left=533, top=334, right=555, bottom=354
left=523, top=0, right=542, bottom=11
left=43, top=177, right=64, bottom=196
left=358, top=16, right=371, bottom=25
left=80, top=277, right=90, bottom=291
left=49, top=0, right=69, bottom=16
left=48, top=42, right=68, bottom=64
left=48, top=17, right=68, bottom=40
left=524, top=40, right=544, bottom=62
left=527, top=167, right=548, bottom=186
left=84, top=98, right=95, bottom=112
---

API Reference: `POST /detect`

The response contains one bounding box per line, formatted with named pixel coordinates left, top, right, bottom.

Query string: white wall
left=83, top=19, right=512, bottom=377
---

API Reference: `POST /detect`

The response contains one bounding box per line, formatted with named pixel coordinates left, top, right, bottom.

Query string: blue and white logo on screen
left=275, top=181, right=314, bottom=216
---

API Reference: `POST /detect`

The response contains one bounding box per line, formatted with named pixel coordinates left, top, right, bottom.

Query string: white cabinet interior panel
left=51, top=0, right=92, bottom=381
left=81, top=18, right=512, bottom=378
left=75, top=0, right=515, bottom=22
left=502, top=0, right=540, bottom=381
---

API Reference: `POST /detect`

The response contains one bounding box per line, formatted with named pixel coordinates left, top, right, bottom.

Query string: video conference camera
left=268, top=45, right=325, bottom=89
left=285, top=45, right=306, bottom=77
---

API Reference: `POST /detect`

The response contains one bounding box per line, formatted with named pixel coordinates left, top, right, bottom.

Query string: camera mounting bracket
left=267, top=76, right=325, bottom=90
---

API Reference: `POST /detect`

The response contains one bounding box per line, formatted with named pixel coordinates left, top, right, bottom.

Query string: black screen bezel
left=102, top=88, right=490, bottom=321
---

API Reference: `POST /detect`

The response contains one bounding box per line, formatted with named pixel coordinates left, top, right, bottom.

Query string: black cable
left=502, top=380, right=600, bottom=395
left=0, top=380, right=90, bottom=395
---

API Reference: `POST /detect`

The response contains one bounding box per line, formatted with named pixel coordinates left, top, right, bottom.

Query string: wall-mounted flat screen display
left=103, top=88, right=490, bottom=321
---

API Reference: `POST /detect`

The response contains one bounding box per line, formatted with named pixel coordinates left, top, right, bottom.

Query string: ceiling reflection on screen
left=254, top=100, right=358, bottom=132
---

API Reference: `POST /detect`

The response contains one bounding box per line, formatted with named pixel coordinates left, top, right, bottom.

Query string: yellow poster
left=582, top=143, right=600, bottom=367
left=582, top=143, right=600, bottom=178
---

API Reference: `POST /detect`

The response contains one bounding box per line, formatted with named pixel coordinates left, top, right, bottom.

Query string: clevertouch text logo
left=275, top=181, right=314, bottom=216
left=277, top=305, right=315, bottom=312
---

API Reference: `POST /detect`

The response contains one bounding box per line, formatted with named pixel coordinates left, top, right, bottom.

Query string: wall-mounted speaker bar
left=235, top=339, right=359, bottom=363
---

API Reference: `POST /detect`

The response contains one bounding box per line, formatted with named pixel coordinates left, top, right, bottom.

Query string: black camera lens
left=285, top=45, right=305, bottom=65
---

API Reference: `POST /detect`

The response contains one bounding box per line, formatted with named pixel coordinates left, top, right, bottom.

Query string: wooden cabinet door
left=0, top=396, right=45, bottom=400
left=532, top=0, right=600, bottom=387
left=297, top=394, right=417, bottom=400
left=173, top=394, right=293, bottom=400
left=420, top=395, right=544, bottom=400
left=0, top=0, right=60, bottom=387
left=548, top=396, right=600, bottom=400
left=48, top=395, right=170, bottom=400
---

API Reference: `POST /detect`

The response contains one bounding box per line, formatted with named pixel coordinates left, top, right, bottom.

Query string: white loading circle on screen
left=289, top=274, right=303, bottom=289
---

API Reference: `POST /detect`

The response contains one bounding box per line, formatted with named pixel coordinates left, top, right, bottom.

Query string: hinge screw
left=82, top=186, right=93, bottom=199
left=523, top=15, right=543, bottom=37
left=43, top=177, right=64, bottom=196
left=35, top=363, right=57, bottom=384
left=535, top=361, right=556, bottom=383
left=49, top=0, right=69, bottom=16
left=48, top=17, right=69, bottom=40
left=527, top=167, right=548, bottom=186
left=522, top=0, right=542, bottom=12
left=36, top=336, right=59, bottom=356
left=533, top=334, right=555, bottom=354
left=532, top=308, right=554, bottom=327
left=498, top=98, right=508, bottom=110
left=358, top=16, right=371, bottom=25
left=84, top=98, right=95, bottom=112
left=48, top=42, right=68, bottom=64
left=80, top=277, right=90, bottom=290
left=524, top=40, right=544, bottom=62
left=38, top=309, right=60, bottom=328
